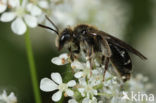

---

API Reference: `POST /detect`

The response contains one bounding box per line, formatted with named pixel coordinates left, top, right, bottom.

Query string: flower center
left=58, top=83, right=68, bottom=91
left=83, top=68, right=90, bottom=77
left=16, top=6, right=25, bottom=17
left=86, top=85, right=93, bottom=91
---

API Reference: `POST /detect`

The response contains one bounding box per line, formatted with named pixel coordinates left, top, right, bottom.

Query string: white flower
left=78, top=78, right=98, bottom=99
left=0, top=0, right=7, bottom=13
left=51, top=53, right=69, bottom=65
left=40, top=72, right=76, bottom=102
left=0, top=90, right=17, bottom=103
left=0, top=0, right=50, bottom=35
left=72, top=60, right=91, bottom=78
left=0, top=0, right=39, bottom=35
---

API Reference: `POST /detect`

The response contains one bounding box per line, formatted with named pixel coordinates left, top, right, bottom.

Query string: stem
left=25, top=29, right=42, bottom=103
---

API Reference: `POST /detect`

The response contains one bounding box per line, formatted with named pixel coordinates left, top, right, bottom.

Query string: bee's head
left=38, top=16, right=73, bottom=51
left=57, top=28, right=73, bottom=51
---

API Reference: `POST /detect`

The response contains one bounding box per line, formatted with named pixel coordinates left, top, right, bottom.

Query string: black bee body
left=39, top=16, right=147, bottom=82
left=109, top=42, right=132, bottom=82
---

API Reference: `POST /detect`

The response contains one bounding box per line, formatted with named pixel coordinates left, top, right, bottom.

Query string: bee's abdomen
left=109, top=43, right=132, bottom=82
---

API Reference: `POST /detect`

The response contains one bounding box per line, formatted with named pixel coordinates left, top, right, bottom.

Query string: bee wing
left=99, top=31, right=147, bottom=60
left=109, top=43, right=132, bottom=82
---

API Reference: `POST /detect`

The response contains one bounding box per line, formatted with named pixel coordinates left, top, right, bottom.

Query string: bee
left=39, top=16, right=147, bottom=82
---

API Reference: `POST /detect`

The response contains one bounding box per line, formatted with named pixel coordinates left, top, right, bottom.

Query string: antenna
left=38, top=15, right=59, bottom=35
left=38, top=24, right=59, bottom=35
left=45, top=15, right=59, bottom=32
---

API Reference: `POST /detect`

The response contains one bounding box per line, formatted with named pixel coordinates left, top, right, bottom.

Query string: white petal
left=51, top=57, right=67, bottom=65
left=105, top=72, right=111, bottom=79
left=68, top=99, right=78, bottom=103
left=51, top=73, right=62, bottom=84
left=2, top=90, right=7, bottom=97
left=11, top=18, right=26, bottom=35
left=51, top=57, right=61, bottom=65
left=21, top=0, right=27, bottom=7
left=38, top=0, right=49, bottom=9
left=82, top=98, right=90, bottom=103
left=71, top=60, right=84, bottom=70
left=67, top=80, right=76, bottom=87
left=24, top=14, right=37, bottom=28
left=27, top=3, right=42, bottom=16
left=65, top=89, right=74, bottom=96
left=78, top=88, right=85, bottom=97
left=8, top=92, right=17, bottom=102
left=0, top=1, right=7, bottom=13
left=40, top=78, right=58, bottom=92
left=79, top=78, right=87, bottom=86
left=52, top=91, right=62, bottom=102
left=74, top=72, right=83, bottom=78
left=8, top=0, right=20, bottom=8
left=0, top=12, right=16, bottom=22
left=26, top=3, right=32, bottom=11
left=59, top=53, right=68, bottom=59
left=93, top=90, right=98, bottom=95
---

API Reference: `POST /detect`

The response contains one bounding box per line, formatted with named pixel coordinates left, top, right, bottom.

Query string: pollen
left=61, top=58, right=66, bottom=64
left=64, top=93, right=68, bottom=97
left=71, top=65, right=76, bottom=69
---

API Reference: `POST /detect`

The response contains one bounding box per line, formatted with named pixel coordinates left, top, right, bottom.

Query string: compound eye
left=60, top=34, right=70, bottom=42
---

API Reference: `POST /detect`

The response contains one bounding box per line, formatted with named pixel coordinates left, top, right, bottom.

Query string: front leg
left=68, top=46, right=74, bottom=61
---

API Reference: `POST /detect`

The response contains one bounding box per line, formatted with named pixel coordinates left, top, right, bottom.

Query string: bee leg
left=103, top=57, right=109, bottom=81
left=87, top=47, right=94, bottom=75
left=68, top=46, right=74, bottom=61
left=73, top=44, right=80, bottom=54
left=101, top=55, right=105, bottom=65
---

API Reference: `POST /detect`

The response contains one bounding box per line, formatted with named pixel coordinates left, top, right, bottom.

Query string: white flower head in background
left=52, top=0, right=130, bottom=38
left=0, top=0, right=50, bottom=35
left=0, top=90, right=17, bottom=103
left=40, top=72, right=76, bottom=102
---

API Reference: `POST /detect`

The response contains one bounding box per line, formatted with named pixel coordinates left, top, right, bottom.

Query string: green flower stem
left=25, top=29, right=42, bottom=103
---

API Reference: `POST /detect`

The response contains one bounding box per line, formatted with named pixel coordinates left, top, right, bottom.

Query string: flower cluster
left=0, top=0, right=50, bottom=35
left=0, top=90, right=17, bottom=103
left=40, top=53, right=153, bottom=103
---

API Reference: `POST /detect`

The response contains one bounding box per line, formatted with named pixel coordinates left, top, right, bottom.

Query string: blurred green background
left=0, top=0, right=156, bottom=103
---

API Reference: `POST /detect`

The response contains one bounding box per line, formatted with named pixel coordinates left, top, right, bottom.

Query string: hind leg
left=103, top=57, right=109, bottom=81
left=86, top=47, right=94, bottom=75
